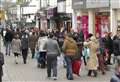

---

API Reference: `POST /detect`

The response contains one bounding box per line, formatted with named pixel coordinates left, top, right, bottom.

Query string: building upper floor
left=72, top=0, right=120, bottom=10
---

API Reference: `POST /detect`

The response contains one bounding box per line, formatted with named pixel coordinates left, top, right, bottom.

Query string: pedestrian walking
left=29, top=32, right=38, bottom=59
left=5, top=28, right=14, bottom=56
left=0, top=52, right=4, bottom=82
left=62, top=33, right=78, bottom=80
left=110, top=60, right=120, bottom=82
left=96, top=33, right=106, bottom=75
left=103, top=32, right=113, bottom=65
left=21, top=30, right=29, bottom=64
left=113, top=31, right=120, bottom=64
left=12, top=34, right=21, bottom=64
left=37, top=32, right=48, bottom=68
left=43, top=33, right=61, bottom=80
left=84, top=36, right=99, bottom=77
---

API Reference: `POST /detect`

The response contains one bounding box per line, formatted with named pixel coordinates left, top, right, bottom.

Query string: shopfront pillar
left=110, top=9, right=117, bottom=36
left=88, top=10, right=94, bottom=34
left=72, top=10, right=77, bottom=31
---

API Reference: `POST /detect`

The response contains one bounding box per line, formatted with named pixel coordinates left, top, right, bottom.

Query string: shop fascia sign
left=57, top=0, right=66, bottom=13
left=86, top=0, right=109, bottom=8
left=72, top=0, right=85, bottom=10
left=47, top=8, right=54, bottom=19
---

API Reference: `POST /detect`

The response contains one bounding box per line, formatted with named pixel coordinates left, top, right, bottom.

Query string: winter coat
left=5, top=31, right=13, bottom=42
left=62, top=36, right=78, bottom=56
left=84, top=36, right=99, bottom=70
left=113, top=39, right=120, bottom=56
left=0, top=52, right=4, bottom=77
left=29, top=35, right=38, bottom=50
left=37, top=36, right=48, bottom=52
left=12, top=38, right=21, bottom=54
left=110, top=74, right=120, bottom=82
left=103, top=36, right=113, bottom=53
left=44, top=38, right=61, bottom=57
left=21, top=33, right=29, bottom=49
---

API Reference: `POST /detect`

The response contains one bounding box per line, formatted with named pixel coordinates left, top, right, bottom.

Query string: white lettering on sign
left=74, top=2, right=83, bottom=6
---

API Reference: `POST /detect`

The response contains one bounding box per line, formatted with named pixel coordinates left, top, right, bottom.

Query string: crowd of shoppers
left=0, top=26, right=120, bottom=81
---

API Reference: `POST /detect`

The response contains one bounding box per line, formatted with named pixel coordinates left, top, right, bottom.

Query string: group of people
left=0, top=27, right=120, bottom=81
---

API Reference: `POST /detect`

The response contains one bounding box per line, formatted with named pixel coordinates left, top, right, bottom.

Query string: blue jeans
left=5, top=41, right=11, bottom=55
left=64, top=55, right=73, bottom=79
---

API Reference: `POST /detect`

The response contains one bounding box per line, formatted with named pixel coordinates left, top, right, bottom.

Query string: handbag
left=72, top=60, right=81, bottom=75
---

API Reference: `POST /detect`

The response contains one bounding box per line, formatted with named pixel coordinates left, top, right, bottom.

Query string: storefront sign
left=57, top=1, right=66, bottom=13
left=72, top=0, right=86, bottom=10
left=47, top=8, right=53, bottom=19
left=86, top=0, right=109, bottom=8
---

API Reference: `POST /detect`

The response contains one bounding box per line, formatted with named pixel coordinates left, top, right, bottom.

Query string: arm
left=62, top=40, right=67, bottom=53
left=56, top=41, right=61, bottom=56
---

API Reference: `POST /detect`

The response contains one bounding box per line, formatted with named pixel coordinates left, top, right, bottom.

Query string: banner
left=77, top=16, right=88, bottom=40
left=95, top=16, right=109, bottom=37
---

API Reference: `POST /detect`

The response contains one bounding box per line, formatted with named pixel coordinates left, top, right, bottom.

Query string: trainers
left=51, top=77, right=58, bottom=80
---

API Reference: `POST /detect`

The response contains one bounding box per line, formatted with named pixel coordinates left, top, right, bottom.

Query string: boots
left=15, top=56, right=18, bottom=64
left=93, top=70, right=97, bottom=77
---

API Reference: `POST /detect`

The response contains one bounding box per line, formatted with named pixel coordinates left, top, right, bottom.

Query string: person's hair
left=48, top=33, right=54, bottom=38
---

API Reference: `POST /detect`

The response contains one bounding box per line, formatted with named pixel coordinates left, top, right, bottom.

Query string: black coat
left=0, top=52, right=4, bottom=77
left=113, top=39, right=120, bottom=56
left=5, top=31, right=13, bottom=42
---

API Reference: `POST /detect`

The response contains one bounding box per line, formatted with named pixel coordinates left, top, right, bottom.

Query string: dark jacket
left=0, top=52, right=4, bottom=77
left=103, top=36, right=113, bottom=53
left=21, top=32, right=29, bottom=49
left=113, top=39, right=120, bottom=56
left=110, top=74, right=120, bottom=82
left=5, top=31, right=13, bottom=42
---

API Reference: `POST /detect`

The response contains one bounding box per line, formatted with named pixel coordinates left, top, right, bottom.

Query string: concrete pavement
left=2, top=53, right=114, bottom=82
left=0, top=40, right=114, bottom=82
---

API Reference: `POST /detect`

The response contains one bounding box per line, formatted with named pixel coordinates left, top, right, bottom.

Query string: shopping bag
left=34, top=51, right=39, bottom=59
left=72, top=60, right=81, bottom=75
left=57, top=55, right=64, bottom=68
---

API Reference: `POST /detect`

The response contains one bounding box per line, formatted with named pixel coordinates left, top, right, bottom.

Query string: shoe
left=47, top=77, right=51, bottom=79
left=24, top=61, right=26, bottom=64
left=16, top=62, right=18, bottom=64
left=52, top=77, right=58, bottom=80
left=68, top=78, right=74, bottom=80
left=102, top=72, right=106, bottom=75
left=37, top=64, right=40, bottom=68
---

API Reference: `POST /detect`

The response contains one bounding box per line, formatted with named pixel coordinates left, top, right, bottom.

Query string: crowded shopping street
left=1, top=0, right=120, bottom=82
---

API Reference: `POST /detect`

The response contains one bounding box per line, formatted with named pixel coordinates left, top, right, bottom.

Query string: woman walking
left=21, top=30, right=29, bottom=64
left=84, top=36, right=99, bottom=77
left=29, top=32, right=38, bottom=59
left=62, top=33, right=78, bottom=80
left=12, top=34, right=21, bottom=64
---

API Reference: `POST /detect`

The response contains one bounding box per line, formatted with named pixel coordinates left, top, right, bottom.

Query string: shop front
left=95, top=12, right=110, bottom=37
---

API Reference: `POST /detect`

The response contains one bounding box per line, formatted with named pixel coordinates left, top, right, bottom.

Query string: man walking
left=44, top=33, right=61, bottom=80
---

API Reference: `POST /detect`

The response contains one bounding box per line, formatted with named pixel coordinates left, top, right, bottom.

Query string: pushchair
left=37, top=51, right=46, bottom=68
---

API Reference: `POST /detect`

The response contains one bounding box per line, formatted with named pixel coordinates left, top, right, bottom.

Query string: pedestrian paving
left=1, top=53, right=114, bottom=82
left=0, top=40, right=114, bottom=82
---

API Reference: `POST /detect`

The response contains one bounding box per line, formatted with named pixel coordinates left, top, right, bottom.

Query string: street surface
left=0, top=41, right=114, bottom=82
